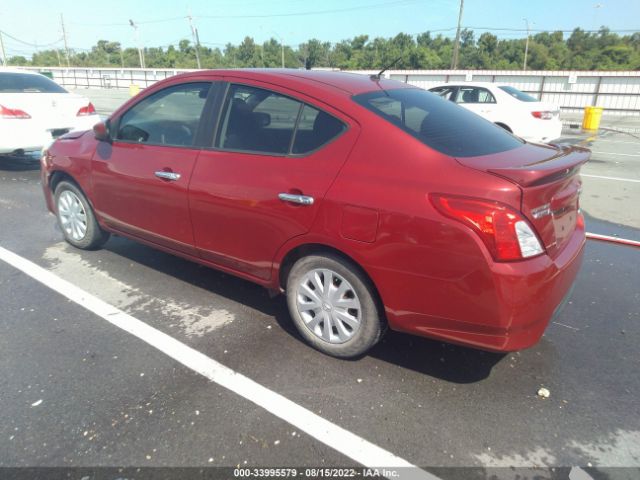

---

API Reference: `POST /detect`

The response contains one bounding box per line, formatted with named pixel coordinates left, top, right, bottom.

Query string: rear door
left=454, top=86, right=499, bottom=121
left=428, top=85, right=458, bottom=101
left=92, top=81, right=214, bottom=255
left=189, top=81, right=358, bottom=280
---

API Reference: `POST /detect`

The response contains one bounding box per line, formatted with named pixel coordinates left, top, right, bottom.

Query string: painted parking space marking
left=0, top=246, right=439, bottom=480
left=581, top=174, right=640, bottom=183
left=589, top=139, right=640, bottom=145
left=590, top=151, right=640, bottom=157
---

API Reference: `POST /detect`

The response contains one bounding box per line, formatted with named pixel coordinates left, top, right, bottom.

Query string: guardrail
left=23, top=66, right=640, bottom=115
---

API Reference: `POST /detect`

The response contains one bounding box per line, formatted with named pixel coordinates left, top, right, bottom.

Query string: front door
left=189, top=82, right=357, bottom=280
left=92, top=82, right=212, bottom=254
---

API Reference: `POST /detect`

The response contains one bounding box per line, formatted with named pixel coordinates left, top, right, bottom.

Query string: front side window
left=116, top=82, right=210, bottom=147
left=455, top=87, right=496, bottom=104
left=353, top=88, right=523, bottom=157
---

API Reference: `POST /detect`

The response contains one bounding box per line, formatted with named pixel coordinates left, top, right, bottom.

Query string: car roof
left=176, top=69, right=415, bottom=96
left=0, top=67, right=42, bottom=75
left=429, top=81, right=513, bottom=89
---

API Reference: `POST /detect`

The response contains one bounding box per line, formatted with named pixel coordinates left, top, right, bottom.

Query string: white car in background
left=0, top=68, right=98, bottom=156
left=428, top=82, right=562, bottom=144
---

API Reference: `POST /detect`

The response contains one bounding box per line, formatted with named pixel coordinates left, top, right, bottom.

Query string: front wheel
left=286, top=254, right=385, bottom=358
left=54, top=180, right=110, bottom=250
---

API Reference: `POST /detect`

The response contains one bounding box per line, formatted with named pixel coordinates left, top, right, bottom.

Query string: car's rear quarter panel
left=295, top=110, right=538, bottom=344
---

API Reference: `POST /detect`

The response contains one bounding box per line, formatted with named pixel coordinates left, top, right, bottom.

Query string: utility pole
left=129, top=19, right=145, bottom=68
left=0, top=31, right=7, bottom=67
left=269, top=31, right=285, bottom=68
left=450, top=0, right=464, bottom=69
left=523, top=18, right=531, bottom=70
left=187, top=11, right=201, bottom=69
left=60, top=13, right=71, bottom=67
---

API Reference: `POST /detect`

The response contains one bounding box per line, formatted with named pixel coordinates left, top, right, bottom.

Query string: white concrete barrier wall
left=23, top=67, right=640, bottom=116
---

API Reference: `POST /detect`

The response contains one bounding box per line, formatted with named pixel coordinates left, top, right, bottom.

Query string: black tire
left=286, top=253, right=385, bottom=358
left=54, top=180, right=110, bottom=250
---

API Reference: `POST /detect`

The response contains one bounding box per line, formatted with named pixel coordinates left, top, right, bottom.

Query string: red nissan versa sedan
left=41, top=70, right=589, bottom=358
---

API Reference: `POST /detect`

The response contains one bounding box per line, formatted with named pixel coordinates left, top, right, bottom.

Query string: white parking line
left=0, top=246, right=438, bottom=480
left=590, top=151, right=640, bottom=157
left=590, top=139, right=640, bottom=145
left=581, top=174, right=640, bottom=183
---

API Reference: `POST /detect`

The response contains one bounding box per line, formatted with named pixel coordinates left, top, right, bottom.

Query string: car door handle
left=155, top=171, right=181, bottom=181
left=278, top=193, right=314, bottom=205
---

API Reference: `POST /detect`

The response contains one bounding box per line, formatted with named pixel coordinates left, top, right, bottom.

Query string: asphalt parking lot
left=1, top=104, right=639, bottom=478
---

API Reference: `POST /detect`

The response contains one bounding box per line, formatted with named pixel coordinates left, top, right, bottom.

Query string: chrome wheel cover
left=57, top=190, right=88, bottom=241
left=295, top=268, right=361, bottom=344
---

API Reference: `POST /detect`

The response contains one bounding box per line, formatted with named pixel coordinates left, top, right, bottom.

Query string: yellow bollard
left=129, top=84, right=140, bottom=97
left=582, top=106, right=604, bottom=131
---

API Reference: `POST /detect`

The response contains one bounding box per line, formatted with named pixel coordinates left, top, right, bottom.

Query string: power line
left=195, top=0, right=420, bottom=19
left=0, top=30, right=63, bottom=48
left=466, top=26, right=640, bottom=33
left=67, top=0, right=419, bottom=27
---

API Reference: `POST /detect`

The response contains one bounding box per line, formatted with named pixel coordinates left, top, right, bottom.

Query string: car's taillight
left=531, top=111, right=553, bottom=120
left=1, top=104, right=31, bottom=119
left=430, top=194, right=545, bottom=261
left=76, top=103, right=96, bottom=116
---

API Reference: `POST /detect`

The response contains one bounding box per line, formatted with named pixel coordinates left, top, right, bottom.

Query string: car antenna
left=370, top=57, right=402, bottom=81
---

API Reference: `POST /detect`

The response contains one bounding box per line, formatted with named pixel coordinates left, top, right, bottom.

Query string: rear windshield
left=499, top=86, right=538, bottom=102
left=0, top=72, right=67, bottom=93
left=353, top=88, right=523, bottom=157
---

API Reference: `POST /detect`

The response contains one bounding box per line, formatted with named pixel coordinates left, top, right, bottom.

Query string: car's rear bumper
left=379, top=223, right=585, bottom=352
left=0, top=117, right=97, bottom=154
left=519, top=119, right=563, bottom=144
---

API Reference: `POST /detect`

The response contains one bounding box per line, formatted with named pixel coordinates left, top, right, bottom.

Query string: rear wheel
left=286, top=254, right=385, bottom=358
left=54, top=181, right=110, bottom=250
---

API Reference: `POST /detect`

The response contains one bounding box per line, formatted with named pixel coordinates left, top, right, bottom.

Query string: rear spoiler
left=486, top=145, right=591, bottom=187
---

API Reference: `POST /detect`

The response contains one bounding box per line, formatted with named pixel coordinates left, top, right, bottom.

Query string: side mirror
left=93, top=121, right=111, bottom=143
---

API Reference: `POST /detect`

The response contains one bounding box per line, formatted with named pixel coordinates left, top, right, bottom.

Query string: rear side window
left=455, top=87, right=496, bottom=104
left=216, top=84, right=345, bottom=155
left=292, top=105, right=346, bottom=154
left=0, top=72, right=67, bottom=93
left=217, top=84, right=301, bottom=154
left=429, top=86, right=456, bottom=101
left=117, top=82, right=210, bottom=147
left=499, top=86, right=538, bottom=102
left=353, top=88, right=523, bottom=158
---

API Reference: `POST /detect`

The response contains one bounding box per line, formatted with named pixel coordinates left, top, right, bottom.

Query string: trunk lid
left=527, top=101, right=561, bottom=119
left=456, top=143, right=590, bottom=258
left=0, top=92, right=90, bottom=128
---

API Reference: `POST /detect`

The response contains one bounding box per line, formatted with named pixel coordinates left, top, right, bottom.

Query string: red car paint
left=41, top=70, right=588, bottom=352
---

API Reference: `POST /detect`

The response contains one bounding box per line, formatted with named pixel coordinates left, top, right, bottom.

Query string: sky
left=1, top=0, right=639, bottom=57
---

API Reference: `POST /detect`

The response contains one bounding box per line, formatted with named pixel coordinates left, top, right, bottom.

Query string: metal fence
left=23, top=66, right=640, bottom=115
